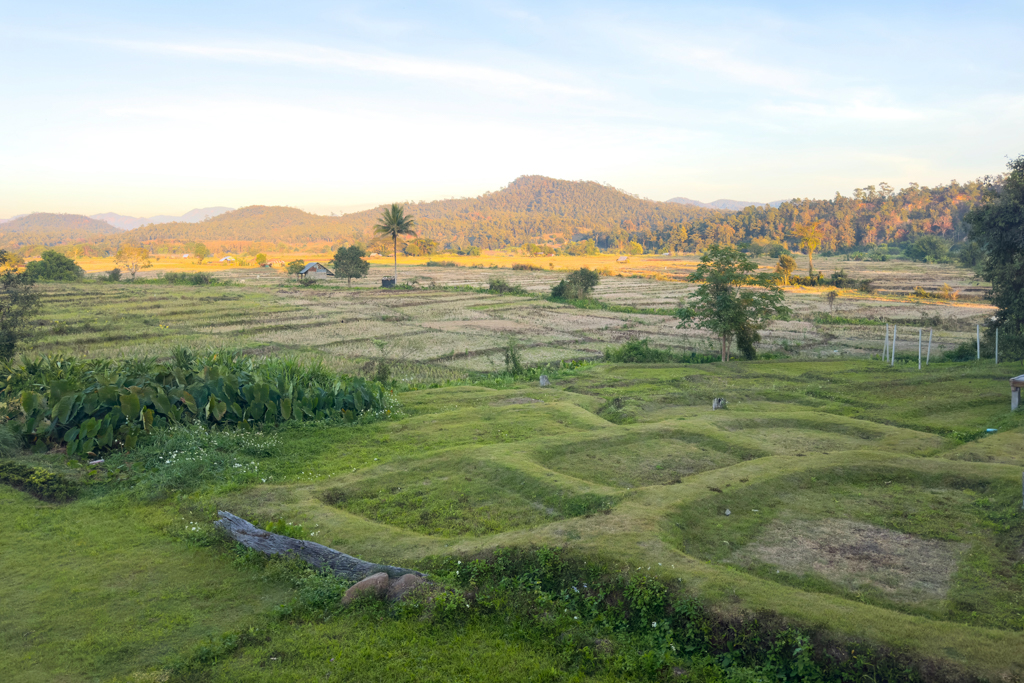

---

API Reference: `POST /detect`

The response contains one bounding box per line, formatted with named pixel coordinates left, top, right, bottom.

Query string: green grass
left=0, top=488, right=291, bottom=682
left=6, top=280, right=1024, bottom=681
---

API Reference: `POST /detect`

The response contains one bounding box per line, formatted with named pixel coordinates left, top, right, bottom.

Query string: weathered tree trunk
left=214, top=511, right=425, bottom=580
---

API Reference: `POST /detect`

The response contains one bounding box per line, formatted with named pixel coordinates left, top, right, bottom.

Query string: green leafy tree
left=676, top=244, right=790, bottom=362
left=551, top=267, right=600, bottom=300
left=114, top=243, right=153, bottom=279
left=905, top=234, right=950, bottom=262
left=791, top=221, right=823, bottom=276
left=374, top=203, right=417, bottom=282
left=0, top=250, right=39, bottom=360
left=965, top=154, right=1024, bottom=360
left=775, top=254, right=797, bottom=285
left=286, top=259, right=306, bottom=276
left=332, top=246, right=370, bottom=286
left=255, top=252, right=267, bottom=266
left=25, top=250, right=84, bottom=281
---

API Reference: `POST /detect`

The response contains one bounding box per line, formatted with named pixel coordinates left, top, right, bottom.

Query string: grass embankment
left=4, top=358, right=1023, bottom=681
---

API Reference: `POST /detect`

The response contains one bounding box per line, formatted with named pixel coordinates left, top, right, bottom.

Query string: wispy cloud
left=104, top=37, right=598, bottom=97
left=762, top=100, right=926, bottom=122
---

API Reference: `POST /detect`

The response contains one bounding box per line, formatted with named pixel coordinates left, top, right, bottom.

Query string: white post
left=891, top=325, right=897, bottom=366
left=926, top=329, right=932, bottom=365
left=918, top=329, right=922, bottom=370
left=995, top=328, right=999, bottom=364
left=883, top=323, right=889, bottom=362
left=977, top=324, right=980, bottom=360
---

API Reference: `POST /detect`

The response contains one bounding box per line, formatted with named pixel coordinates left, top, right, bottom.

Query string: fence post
left=926, top=329, right=932, bottom=365
left=918, top=329, right=922, bottom=370
left=892, top=326, right=897, bottom=366
left=977, top=324, right=981, bottom=360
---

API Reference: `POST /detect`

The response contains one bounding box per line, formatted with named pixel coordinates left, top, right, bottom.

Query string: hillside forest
left=1, top=174, right=999, bottom=258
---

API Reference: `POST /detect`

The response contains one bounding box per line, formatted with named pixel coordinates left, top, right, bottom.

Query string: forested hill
left=0, top=213, right=122, bottom=249
left=6, top=174, right=997, bottom=254
left=332, top=176, right=720, bottom=249
left=129, top=206, right=353, bottom=243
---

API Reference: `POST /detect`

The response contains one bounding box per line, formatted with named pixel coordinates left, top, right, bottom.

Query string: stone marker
left=387, top=573, right=428, bottom=601
left=540, top=375, right=550, bottom=387
left=342, top=572, right=391, bottom=605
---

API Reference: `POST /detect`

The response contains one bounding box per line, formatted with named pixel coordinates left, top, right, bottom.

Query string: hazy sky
left=2, top=1, right=1022, bottom=217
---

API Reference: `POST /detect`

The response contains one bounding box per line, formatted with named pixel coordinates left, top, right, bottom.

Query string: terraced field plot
left=28, top=274, right=997, bottom=382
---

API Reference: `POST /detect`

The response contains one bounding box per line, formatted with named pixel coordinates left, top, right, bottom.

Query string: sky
left=2, top=1, right=1022, bottom=218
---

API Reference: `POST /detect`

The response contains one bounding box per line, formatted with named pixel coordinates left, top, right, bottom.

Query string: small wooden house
left=299, top=262, right=334, bottom=280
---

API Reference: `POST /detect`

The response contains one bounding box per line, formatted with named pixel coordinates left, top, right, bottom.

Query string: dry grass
left=733, top=518, right=969, bottom=603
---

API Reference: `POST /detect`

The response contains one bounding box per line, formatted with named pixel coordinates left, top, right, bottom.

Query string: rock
left=712, top=398, right=726, bottom=410
left=539, top=375, right=550, bottom=387
left=342, top=572, right=390, bottom=605
left=725, top=509, right=731, bottom=516
left=387, top=573, right=427, bottom=601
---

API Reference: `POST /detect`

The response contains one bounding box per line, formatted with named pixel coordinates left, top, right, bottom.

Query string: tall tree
left=0, top=250, right=39, bottom=360
left=332, top=245, right=370, bottom=286
left=374, top=204, right=417, bottom=282
left=791, top=221, right=823, bottom=276
left=965, top=154, right=1024, bottom=360
left=676, top=244, right=790, bottom=362
left=114, top=243, right=152, bottom=280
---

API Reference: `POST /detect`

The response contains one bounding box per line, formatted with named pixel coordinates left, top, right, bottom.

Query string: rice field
left=25, top=257, right=996, bottom=382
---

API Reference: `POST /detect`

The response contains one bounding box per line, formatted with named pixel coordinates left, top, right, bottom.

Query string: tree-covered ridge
left=2, top=174, right=999, bottom=255
left=129, top=205, right=354, bottom=243
left=0, top=213, right=122, bottom=249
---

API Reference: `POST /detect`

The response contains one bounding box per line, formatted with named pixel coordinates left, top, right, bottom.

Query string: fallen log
left=214, top=510, right=426, bottom=580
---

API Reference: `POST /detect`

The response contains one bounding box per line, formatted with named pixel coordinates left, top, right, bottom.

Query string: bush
left=162, top=272, right=213, bottom=285
left=425, top=260, right=457, bottom=267
left=511, top=263, right=543, bottom=271
left=905, top=235, right=951, bottom=263
left=0, top=351, right=394, bottom=457
left=503, top=337, right=524, bottom=376
left=604, top=339, right=676, bottom=363
left=0, top=460, right=78, bottom=502
left=25, top=251, right=84, bottom=281
left=105, top=267, right=122, bottom=282
left=551, top=268, right=600, bottom=300
left=488, top=278, right=525, bottom=295
left=767, top=243, right=790, bottom=258
left=603, top=339, right=719, bottom=364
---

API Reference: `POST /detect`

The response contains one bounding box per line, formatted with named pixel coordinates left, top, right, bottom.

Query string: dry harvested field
left=29, top=256, right=995, bottom=381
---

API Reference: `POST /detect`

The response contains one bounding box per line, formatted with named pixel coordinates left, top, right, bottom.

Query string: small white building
left=219, top=256, right=234, bottom=263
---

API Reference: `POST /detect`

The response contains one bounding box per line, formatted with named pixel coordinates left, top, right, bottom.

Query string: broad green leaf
left=119, top=392, right=141, bottom=420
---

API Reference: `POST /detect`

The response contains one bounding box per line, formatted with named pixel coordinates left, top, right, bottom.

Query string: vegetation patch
left=665, top=466, right=1024, bottom=629
left=0, top=460, right=78, bottom=501
left=327, top=458, right=615, bottom=536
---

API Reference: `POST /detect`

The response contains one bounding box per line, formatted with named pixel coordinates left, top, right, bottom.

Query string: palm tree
left=374, top=203, right=417, bottom=283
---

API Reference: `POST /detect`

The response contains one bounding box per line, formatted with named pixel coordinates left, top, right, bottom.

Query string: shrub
left=25, top=251, right=84, bottom=281
left=504, top=337, right=524, bottom=376
left=488, top=277, right=525, bottom=295
left=511, top=263, right=543, bottom=271
left=162, top=271, right=213, bottom=285
left=604, top=339, right=675, bottom=363
left=0, top=351, right=394, bottom=457
left=425, top=260, right=457, bottom=267
left=0, top=461, right=78, bottom=502
left=767, top=243, right=789, bottom=258
left=551, top=268, right=600, bottom=300
left=105, top=267, right=122, bottom=282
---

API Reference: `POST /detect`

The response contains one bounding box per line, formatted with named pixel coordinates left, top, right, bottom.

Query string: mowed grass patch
left=324, top=456, right=616, bottom=536
left=944, top=427, right=1024, bottom=466
left=529, top=428, right=747, bottom=488
left=0, top=488, right=291, bottom=683
left=663, top=465, right=1024, bottom=630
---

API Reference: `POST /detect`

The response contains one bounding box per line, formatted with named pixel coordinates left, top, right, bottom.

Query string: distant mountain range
left=0, top=213, right=123, bottom=249
left=88, top=207, right=234, bottom=230
left=667, top=197, right=787, bottom=210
